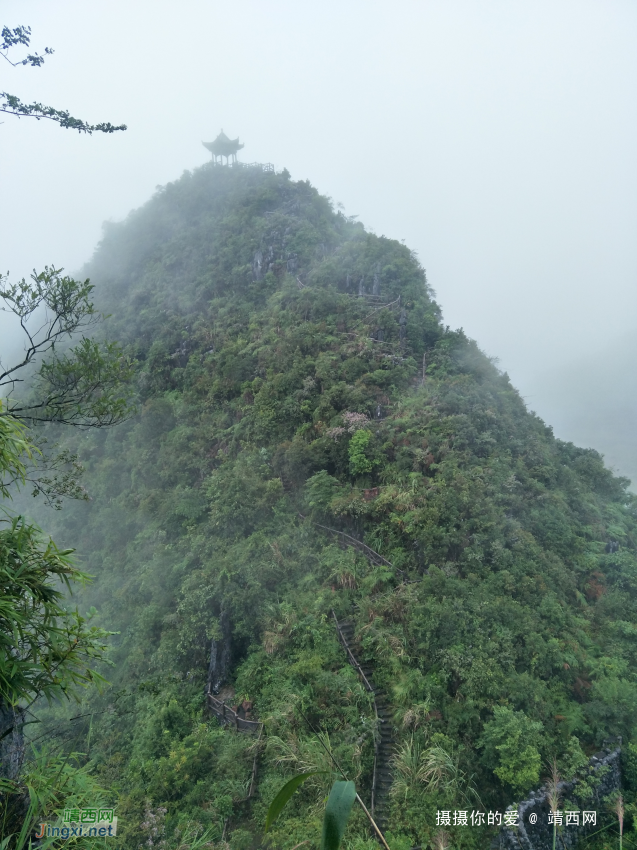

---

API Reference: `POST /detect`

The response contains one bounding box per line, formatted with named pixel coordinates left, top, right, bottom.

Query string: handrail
left=206, top=688, right=262, bottom=733
left=214, top=161, right=274, bottom=172
left=304, top=517, right=421, bottom=583
left=332, top=611, right=375, bottom=694
left=363, top=296, right=402, bottom=321
left=331, top=611, right=386, bottom=818
left=313, top=522, right=393, bottom=568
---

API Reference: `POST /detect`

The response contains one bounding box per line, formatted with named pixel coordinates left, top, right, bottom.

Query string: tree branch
left=0, top=93, right=126, bottom=133
left=1, top=23, right=125, bottom=132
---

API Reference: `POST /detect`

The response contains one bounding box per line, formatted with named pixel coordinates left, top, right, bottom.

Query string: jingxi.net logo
left=35, top=807, right=118, bottom=839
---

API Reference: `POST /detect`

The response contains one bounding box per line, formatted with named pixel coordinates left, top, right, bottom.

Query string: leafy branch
left=0, top=513, right=113, bottom=708
left=0, top=93, right=127, bottom=133
left=1, top=24, right=53, bottom=68
left=1, top=23, right=126, bottom=132
left=0, top=433, right=90, bottom=509
left=0, top=267, right=135, bottom=427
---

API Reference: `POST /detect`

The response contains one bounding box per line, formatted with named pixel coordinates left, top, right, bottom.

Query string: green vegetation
left=7, top=163, right=637, bottom=849
left=0, top=403, right=116, bottom=846
left=1, top=18, right=129, bottom=845
left=0, top=269, right=135, bottom=845
left=266, top=774, right=358, bottom=850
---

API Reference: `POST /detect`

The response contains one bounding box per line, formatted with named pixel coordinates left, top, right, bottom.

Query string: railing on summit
left=233, top=162, right=275, bottom=172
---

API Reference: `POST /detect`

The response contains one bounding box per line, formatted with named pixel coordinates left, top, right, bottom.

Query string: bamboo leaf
left=264, top=771, right=321, bottom=833
left=320, top=780, right=356, bottom=850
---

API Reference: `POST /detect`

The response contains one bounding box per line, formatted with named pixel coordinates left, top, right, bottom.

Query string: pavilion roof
left=203, top=130, right=244, bottom=157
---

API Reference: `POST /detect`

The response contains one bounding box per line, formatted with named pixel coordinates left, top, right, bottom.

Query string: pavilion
left=202, top=130, right=244, bottom=164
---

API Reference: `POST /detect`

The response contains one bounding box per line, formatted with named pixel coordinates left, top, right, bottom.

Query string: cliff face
left=36, top=163, right=637, bottom=849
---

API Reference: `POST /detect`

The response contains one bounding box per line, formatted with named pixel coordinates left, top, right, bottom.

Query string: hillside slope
left=32, top=164, right=637, bottom=850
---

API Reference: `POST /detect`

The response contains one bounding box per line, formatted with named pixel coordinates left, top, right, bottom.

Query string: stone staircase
left=333, top=614, right=394, bottom=834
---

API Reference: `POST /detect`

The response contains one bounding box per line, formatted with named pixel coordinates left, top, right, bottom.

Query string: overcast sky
left=2, top=0, right=636, bottom=481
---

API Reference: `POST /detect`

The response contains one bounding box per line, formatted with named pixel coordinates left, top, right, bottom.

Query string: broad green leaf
left=320, top=780, right=356, bottom=850
left=264, top=771, right=321, bottom=833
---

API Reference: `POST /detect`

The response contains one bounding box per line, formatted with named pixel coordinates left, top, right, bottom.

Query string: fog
left=1, top=0, right=636, bottom=483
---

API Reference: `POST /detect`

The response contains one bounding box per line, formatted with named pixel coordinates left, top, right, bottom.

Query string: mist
left=1, top=0, right=635, bottom=483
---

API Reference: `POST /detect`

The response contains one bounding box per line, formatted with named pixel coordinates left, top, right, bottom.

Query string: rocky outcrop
left=497, top=744, right=621, bottom=850
left=207, top=609, right=232, bottom=695
left=0, top=703, right=29, bottom=839
left=0, top=703, right=25, bottom=782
